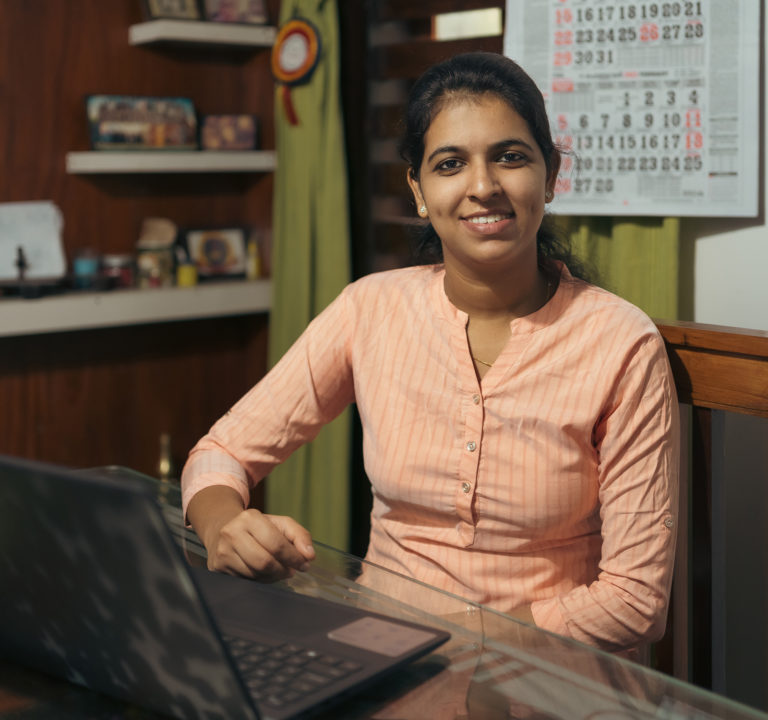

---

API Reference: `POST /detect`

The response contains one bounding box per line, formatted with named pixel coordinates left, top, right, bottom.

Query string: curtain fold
left=560, top=216, right=681, bottom=322
left=266, top=0, right=352, bottom=550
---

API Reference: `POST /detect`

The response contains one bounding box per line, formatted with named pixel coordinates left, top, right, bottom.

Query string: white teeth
left=467, top=214, right=511, bottom=224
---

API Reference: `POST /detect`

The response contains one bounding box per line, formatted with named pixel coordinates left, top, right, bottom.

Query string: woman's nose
left=467, top=163, right=501, bottom=201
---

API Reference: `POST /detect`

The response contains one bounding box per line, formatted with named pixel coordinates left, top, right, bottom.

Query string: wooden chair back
left=656, top=321, right=768, bottom=686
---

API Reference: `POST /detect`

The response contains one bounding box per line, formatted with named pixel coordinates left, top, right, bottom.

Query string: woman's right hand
left=186, top=485, right=315, bottom=582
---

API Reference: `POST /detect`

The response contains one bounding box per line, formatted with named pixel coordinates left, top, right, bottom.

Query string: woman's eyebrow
left=492, top=138, right=536, bottom=153
left=426, top=138, right=536, bottom=165
left=426, top=145, right=461, bottom=164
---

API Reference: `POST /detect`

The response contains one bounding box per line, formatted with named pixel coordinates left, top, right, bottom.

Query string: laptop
left=0, top=455, right=450, bottom=719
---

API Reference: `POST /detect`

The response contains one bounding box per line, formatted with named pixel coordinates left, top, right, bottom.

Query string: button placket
left=455, top=390, right=484, bottom=544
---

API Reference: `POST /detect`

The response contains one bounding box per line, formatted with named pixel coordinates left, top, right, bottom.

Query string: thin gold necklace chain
left=473, top=356, right=494, bottom=368
left=472, top=279, right=553, bottom=369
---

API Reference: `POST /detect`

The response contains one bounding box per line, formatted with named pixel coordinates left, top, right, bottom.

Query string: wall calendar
left=504, top=0, right=760, bottom=217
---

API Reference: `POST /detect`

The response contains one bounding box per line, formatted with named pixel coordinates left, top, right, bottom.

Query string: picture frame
left=86, top=95, right=198, bottom=151
left=182, top=227, right=247, bottom=279
left=201, top=0, right=268, bottom=25
left=141, top=0, right=203, bottom=20
left=200, top=114, right=258, bottom=151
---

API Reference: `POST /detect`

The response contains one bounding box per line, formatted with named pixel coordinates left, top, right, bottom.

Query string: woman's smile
left=465, top=213, right=513, bottom=225
left=461, top=211, right=515, bottom=235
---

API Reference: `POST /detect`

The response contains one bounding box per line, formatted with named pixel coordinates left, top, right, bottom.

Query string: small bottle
left=157, top=433, right=175, bottom=482
left=72, top=248, right=101, bottom=290
left=176, top=261, right=198, bottom=287
left=101, top=254, right=135, bottom=289
left=157, top=433, right=176, bottom=504
left=246, top=237, right=261, bottom=280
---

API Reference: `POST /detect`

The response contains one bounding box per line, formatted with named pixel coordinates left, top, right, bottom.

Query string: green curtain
left=266, top=0, right=352, bottom=550
left=560, top=216, right=680, bottom=321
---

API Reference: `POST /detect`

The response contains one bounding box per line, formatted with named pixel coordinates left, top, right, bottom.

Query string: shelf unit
left=66, top=22, right=279, bottom=175
left=129, top=20, right=277, bottom=48
left=65, top=150, right=277, bottom=174
left=42, top=21, right=278, bottom=335
left=0, top=279, right=271, bottom=338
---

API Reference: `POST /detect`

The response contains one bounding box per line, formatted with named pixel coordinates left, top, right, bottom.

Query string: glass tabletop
left=2, top=468, right=766, bottom=720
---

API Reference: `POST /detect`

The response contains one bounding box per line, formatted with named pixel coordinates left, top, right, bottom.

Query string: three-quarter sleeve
left=531, top=332, right=680, bottom=650
left=181, top=288, right=356, bottom=520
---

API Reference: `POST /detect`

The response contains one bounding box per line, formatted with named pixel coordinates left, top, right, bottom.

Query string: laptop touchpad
left=328, top=617, right=438, bottom=657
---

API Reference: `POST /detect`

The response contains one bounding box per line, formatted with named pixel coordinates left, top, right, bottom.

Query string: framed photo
left=200, top=114, right=258, bottom=150
left=141, top=0, right=202, bottom=20
left=183, top=228, right=247, bottom=279
left=202, top=0, right=268, bottom=25
left=86, top=95, right=198, bottom=151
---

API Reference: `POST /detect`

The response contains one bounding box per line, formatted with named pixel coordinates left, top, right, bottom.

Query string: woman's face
left=408, top=93, right=558, bottom=276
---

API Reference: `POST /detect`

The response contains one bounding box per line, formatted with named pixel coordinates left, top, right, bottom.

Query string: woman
left=182, top=52, right=679, bottom=653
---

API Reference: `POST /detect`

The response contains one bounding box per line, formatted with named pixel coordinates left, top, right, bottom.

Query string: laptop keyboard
left=224, top=634, right=363, bottom=711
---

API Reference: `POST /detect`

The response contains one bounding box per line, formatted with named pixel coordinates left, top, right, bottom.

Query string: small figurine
left=15, top=246, right=28, bottom=282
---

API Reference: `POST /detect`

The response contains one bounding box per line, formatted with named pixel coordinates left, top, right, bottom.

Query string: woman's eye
left=435, top=158, right=462, bottom=172
left=499, top=151, right=525, bottom=164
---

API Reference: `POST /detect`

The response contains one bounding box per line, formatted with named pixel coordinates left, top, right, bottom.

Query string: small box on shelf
left=86, top=95, right=198, bottom=152
left=200, top=0, right=269, bottom=25
left=200, top=114, right=258, bottom=151
left=141, top=0, right=202, bottom=21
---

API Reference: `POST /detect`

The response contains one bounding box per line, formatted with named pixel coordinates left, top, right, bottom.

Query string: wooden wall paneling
left=0, top=0, right=278, bottom=487
left=373, top=36, right=502, bottom=80
left=339, top=0, right=373, bottom=279
left=0, top=316, right=268, bottom=478
left=369, top=104, right=403, bottom=137
left=371, top=223, right=414, bottom=266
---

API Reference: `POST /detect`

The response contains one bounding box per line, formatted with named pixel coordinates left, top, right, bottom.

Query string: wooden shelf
left=129, top=20, right=276, bottom=48
left=0, top=279, right=271, bottom=338
left=65, top=150, right=277, bottom=174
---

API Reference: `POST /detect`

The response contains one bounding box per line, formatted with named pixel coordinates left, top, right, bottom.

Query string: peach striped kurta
left=181, top=263, right=679, bottom=652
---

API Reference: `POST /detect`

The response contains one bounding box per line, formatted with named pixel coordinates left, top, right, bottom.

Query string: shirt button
left=472, top=394, right=481, bottom=405
left=664, top=517, right=675, bottom=529
left=466, top=441, right=477, bottom=452
left=462, top=482, right=471, bottom=493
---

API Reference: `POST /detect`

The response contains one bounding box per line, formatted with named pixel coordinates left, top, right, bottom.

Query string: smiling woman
left=181, top=52, right=680, bottom=657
